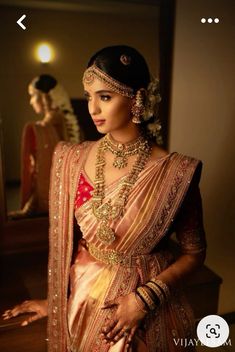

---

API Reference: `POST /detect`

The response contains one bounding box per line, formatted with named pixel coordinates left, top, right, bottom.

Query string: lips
left=93, top=119, right=105, bottom=126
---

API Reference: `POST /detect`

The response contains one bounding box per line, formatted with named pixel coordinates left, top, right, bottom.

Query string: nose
left=88, top=97, right=101, bottom=116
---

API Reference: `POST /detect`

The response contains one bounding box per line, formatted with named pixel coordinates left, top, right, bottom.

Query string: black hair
left=31, top=74, right=57, bottom=93
left=87, top=45, right=151, bottom=92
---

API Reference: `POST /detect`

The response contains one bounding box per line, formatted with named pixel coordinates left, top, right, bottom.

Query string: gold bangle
left=150, top=279, right=170, bottom=300
left=137, top=287, right=156, bottom=311
left=145, top=282, right=164, bottom=305
left=133, top=293, right=148, bottom=314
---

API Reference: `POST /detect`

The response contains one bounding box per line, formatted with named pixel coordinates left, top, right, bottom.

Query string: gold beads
left=92, top=135, right=152, bottom=245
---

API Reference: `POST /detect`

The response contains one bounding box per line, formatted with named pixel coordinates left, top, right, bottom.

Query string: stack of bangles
left=134, top=279, right=170, bottom=313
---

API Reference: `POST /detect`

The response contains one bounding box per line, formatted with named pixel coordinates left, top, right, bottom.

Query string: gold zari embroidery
left=88, top=242, right=137, bottom=267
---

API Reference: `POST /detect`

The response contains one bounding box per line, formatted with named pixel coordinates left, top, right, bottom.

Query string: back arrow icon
left=17, top=14, right=26, bottom=30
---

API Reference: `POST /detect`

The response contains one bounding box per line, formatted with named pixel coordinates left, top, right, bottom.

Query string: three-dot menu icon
left=201, top=18, right=220, bottom=23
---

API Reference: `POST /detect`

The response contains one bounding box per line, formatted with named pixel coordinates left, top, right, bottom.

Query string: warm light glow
left=36, top=43, right=54, bottom=63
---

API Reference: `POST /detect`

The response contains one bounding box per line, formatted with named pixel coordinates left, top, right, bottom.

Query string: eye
left=100, top=95, right=111, bottom=101
left=84, top=93, right=91, bottom=101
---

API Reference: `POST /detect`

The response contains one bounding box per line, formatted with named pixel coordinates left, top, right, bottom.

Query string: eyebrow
left=84, top=89, right=114, bottom=95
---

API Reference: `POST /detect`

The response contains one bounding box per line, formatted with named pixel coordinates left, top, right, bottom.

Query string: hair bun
left=32, top=74, right=57, bottom=93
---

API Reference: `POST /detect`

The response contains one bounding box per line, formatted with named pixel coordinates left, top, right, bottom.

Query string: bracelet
left=143, top=283, right=161, bottom=306
left=145, top=282, right=165, bottom=305
left=136, top=289, right=150, bottom=310
left=136, top=286, right=156, bottom=311
left=149, top=278, right=170, bottom=300
left=133, top=292, right=148, bottom=314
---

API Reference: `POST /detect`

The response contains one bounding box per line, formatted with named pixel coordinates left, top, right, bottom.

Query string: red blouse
left=74, top=172, right=94, bottom=210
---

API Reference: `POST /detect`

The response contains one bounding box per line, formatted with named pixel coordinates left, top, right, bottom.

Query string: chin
left=95, top=125, right=109, bottom=134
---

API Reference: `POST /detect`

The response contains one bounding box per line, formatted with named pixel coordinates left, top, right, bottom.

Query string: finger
left=124, top=326, right=137, bottom=351
left=10, top=306, right=27, bottom=317
left=101, top=319, right=118, bottom=335
left=2, top=310, right=12, bottom=319
left=21, top=313, right=41, bottom=326
left=112, top=328, right=129, bottom=344
left=2, top=300, right=31, bottom=320
left=11, top=300, right=37, bottom=316
left=106, top=323, right=123, bottom=340
left=101, top=299, right=118, bottom=309
left=2, top=307, right=22, bottom=319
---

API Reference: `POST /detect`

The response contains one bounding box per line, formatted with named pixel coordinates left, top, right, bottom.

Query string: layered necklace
left=92, top=133, right=152, bottom=245
left=103, top=133, right=145, bottom=169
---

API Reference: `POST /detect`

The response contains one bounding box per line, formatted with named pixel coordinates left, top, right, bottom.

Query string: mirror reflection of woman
left=9, top=74, right=81, bottom=218
left=3, top=46, right=206, bottom=351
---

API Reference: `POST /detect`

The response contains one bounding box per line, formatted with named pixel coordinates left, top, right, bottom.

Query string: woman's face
left=28, top=85, right=44, bottom=114
left=83, top=78, right=134, bottom=135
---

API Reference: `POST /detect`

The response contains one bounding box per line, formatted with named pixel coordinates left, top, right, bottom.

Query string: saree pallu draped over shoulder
left=47, top=141, right=206, bottom=352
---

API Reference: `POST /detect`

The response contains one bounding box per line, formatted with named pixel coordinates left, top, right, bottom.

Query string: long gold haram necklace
left=92, top=135, right=152, bottom=245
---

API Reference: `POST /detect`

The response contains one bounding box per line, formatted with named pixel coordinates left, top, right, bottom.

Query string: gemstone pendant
left=113, top=155, right=128, bottom=169
left=93, top=201, right=112, bottom=220
left=96, top=222, right=116, bottom=245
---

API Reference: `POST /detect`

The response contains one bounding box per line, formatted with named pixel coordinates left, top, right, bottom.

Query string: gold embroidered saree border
left=133, top=155, right=202, bottom=255
left=47, top=143, right=202, bottom=352
left=47, top=141, right=92, bottom=352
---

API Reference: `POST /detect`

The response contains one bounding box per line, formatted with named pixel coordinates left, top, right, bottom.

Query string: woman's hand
left=2, top=299, right=48, bottom=326
left=101, top=292, right=147, bottom=349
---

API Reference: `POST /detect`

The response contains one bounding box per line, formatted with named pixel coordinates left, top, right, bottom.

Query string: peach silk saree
left=47, top=141, right=206, bottom=352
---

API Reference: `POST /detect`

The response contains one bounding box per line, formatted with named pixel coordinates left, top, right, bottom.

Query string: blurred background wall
left=169, top=0, right=235, bottom=314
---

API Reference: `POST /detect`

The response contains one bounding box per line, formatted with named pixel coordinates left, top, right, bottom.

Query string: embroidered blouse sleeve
left=173, top=161, right=207, bottom=255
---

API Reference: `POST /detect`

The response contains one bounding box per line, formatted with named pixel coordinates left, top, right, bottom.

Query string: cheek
left=109, top=101, right=132, bottom=122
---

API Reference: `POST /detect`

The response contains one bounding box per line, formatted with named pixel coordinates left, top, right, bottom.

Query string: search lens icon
left=210, top=328, right=216, bottom=335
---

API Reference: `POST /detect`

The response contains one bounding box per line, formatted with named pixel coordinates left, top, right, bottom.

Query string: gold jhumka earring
left=131, top=89, right=145, bottom=124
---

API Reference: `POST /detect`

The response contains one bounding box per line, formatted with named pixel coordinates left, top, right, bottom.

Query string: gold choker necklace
left=103, top=133, right=145, bottom=169
left=92, top=136, right=152, bottom=245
